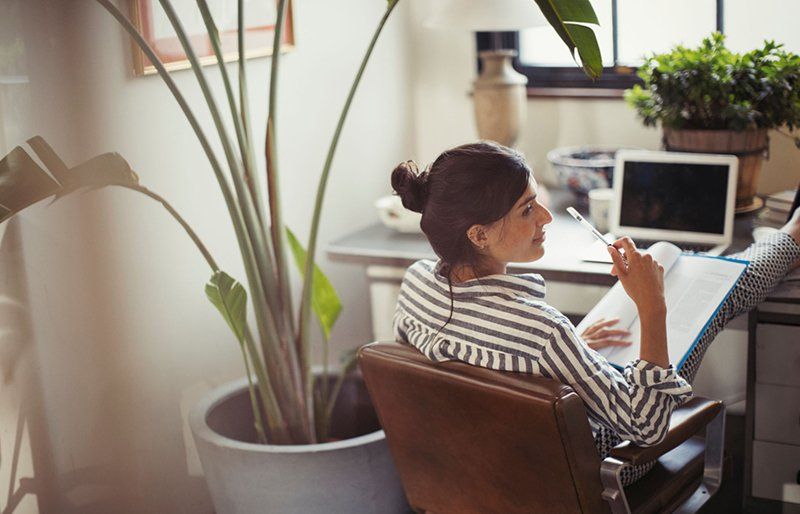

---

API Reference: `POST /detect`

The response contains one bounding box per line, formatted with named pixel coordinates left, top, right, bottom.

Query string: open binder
left=576, top=242, right=748, bottom=370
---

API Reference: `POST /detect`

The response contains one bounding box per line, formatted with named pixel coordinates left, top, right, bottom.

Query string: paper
left=576, top=242, right=747, bottom=368
left=580, top=233, right=617, bottom=263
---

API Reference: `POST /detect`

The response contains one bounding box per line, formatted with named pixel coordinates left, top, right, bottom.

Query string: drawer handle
left=797, top=469, right=800, bottom=485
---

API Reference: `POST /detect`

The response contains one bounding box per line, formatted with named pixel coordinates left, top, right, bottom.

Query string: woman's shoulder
left=407, top=259, right=437, bottom=273
left=402, top=259, right=437, bottom=281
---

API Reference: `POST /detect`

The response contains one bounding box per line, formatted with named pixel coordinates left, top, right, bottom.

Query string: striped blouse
left=392, top=259, right=693, bottom=448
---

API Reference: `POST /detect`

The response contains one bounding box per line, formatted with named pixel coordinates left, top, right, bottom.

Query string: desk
left=745, top=284, right=800, bottom=511
left=328, top=189, right=761, bottom=406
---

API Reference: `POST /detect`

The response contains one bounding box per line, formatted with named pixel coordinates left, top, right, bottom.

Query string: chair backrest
left=359, top=342, right=609, bottom=514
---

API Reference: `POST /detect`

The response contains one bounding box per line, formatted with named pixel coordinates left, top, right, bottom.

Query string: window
left=478, top=0, right=800, bottom=97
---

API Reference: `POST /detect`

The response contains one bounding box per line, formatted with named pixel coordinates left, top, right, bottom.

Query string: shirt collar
left=429, top=260, right=546, bottom=301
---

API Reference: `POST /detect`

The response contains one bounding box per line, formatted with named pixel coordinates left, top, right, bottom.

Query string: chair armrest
left=609, top=397, right=723, bottom=466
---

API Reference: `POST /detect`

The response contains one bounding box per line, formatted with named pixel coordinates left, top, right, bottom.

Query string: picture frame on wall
left=129, top=0, right=295, bottom=76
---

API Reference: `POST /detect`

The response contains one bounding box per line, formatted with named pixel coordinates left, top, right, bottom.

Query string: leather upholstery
left=624, top=437, right=705, bottom=514
left=359, top=342, right=721, bottom=514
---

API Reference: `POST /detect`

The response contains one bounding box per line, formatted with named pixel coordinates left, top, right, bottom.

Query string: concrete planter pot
left=189, top=375, right=409, bottom=514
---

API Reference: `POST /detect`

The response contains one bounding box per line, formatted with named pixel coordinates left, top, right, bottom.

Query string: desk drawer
left=752, top=441, right=800, bottom=504
left=756, top=323, right=800, bottom=387
left=755, top=383, right=800, bottom=445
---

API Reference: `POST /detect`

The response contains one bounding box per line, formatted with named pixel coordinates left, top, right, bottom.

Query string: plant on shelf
left=625, top=32, right=800, bottom=210
left=1, top=0, right=603, bottom=509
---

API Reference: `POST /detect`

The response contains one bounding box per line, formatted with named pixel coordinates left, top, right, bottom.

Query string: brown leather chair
left=359, top=342, right=725, bottom=514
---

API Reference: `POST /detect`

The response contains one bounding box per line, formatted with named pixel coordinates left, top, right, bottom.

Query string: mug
left=588, top=188, right=614, bottom=234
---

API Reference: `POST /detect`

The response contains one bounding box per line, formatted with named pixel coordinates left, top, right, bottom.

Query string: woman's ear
left=467, top=224, right=489, bottom=250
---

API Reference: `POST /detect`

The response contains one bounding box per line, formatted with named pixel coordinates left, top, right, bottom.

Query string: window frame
left=478, top=0, right=725, bottom=97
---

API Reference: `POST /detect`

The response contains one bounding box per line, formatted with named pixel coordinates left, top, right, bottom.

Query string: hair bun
left=391, top=160, right=429, bottom=213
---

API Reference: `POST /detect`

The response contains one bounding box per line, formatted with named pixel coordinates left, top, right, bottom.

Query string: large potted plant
left=0, top=0, right=603, bottom=511
left=625, top=33, right=800, bottom=212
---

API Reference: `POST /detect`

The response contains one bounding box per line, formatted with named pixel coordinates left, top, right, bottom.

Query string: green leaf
left=0, top=137, right=139, bottom=224
left=285, top=227, right=342, bottom=340
left=205, top=271, right=248, bottom=343
left=27, top=136, right=70, bottom=183
left=532, top=0, right=603, bottom=79
left=0, top=146, right=60, bottom=217
left=66, top=153, right=139, bottom=188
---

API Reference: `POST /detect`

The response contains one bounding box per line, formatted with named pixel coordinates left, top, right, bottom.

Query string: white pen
left=566, top=206, right=614, bottom=246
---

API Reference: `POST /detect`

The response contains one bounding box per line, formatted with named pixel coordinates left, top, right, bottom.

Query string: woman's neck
left=448, top=260, right=506, bottom=283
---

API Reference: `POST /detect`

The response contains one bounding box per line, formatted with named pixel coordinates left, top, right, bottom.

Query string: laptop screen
left=618, top=160, right=730, bottom=235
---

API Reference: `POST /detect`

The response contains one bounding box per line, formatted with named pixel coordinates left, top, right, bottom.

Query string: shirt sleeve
left=539, top=315, right=692, bottom=447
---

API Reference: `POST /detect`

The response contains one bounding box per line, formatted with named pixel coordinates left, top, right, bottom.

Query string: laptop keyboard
left=635, top=239, right=717, bottom=254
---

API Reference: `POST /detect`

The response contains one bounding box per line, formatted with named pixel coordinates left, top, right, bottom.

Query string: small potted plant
left=625, top=33, right=800, bottom=212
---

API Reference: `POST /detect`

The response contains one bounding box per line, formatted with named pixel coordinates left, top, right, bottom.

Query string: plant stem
left=195, top=0, right=265, bottom=226
left=298, top=1, right=400, bottom=433
left=116, top=182, right=282, bottom=441
left=122, top=184, right=218, bottom=271
left=97, top=0, right=293, bottom=442
left=156, top=0, right=306, bottom=440
left=240, top=340, right=268, bottom=444
left=264, top=0, right=310, bottom=440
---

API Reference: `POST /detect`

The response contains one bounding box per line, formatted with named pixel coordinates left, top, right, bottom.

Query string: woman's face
left=482, top=179, right=553, bottom=265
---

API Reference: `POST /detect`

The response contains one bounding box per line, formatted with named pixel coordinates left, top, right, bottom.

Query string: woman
left=391, top=141, right=800, bottom=484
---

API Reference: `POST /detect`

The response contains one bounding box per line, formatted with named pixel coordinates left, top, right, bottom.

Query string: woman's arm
left=539, top=314, right=691, bottom=446
left=607, top=237, right=670, bottom=368
left=538, top=237, right=690, bottom=446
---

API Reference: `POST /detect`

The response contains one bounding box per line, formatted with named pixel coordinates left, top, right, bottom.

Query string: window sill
left=526, top=87, right=626, bottom=99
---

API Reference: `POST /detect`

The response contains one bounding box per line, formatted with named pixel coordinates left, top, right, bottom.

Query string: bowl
left=375, top=195, right=423, bottom=233
left=547, top=146, right=634, bottom=201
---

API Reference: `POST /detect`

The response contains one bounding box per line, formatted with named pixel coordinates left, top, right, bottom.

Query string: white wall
left=0, top=0, right=413, bottom=512
left=407, top=2, right=800, bottom=193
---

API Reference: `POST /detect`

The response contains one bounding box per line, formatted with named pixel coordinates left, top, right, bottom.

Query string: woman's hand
left=581, top=317, right=632, bottom=350
left=607, top=237, right=666, bottom=315
left=607, top=237, right=670, bottom=368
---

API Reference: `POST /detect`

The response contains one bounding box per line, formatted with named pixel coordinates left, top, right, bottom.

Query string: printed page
left=576, top=242, right=682, bottom=341
left=591, top=254, right=746, bottom=368
left=576, top=242, right=742, bottom=368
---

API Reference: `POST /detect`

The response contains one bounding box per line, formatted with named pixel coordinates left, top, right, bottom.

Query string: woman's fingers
left=595, top=328, right=631, bottom=338
left=581, top=318, right=604, bottom=336
left=594, top=318, right=623, bottom=329
left=613, top=236, right=637, bottom=253
left=583, top=318, right=624, bottom=336
left=607, top=246, right=627, bottom=275
left=587, top=339, right=633, bottom=350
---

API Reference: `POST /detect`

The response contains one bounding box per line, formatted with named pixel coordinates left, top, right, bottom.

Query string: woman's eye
left=523, top=204, right=533, bottom=216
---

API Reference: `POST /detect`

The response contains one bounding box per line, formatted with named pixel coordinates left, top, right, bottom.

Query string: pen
left=566, top=207, right=614, bottom=246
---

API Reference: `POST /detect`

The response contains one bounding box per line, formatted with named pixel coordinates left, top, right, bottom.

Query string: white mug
left=588, top=188, right=614, bottom=234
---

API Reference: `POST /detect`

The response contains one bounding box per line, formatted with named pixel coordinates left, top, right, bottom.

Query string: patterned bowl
left=547, top=146, right=634, bottom=203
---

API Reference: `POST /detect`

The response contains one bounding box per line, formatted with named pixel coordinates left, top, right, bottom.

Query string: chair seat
left=626, top=436, right=705, bottom=514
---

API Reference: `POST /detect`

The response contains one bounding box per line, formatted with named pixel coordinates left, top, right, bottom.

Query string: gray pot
left=189, top=376, right=409, bottom=514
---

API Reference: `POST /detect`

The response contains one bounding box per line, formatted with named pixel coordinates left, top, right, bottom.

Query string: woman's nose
left=538, top=205, right=553, bottom=225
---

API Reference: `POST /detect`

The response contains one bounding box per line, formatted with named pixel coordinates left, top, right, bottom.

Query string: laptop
left=609, top=150, right=739, bottom=255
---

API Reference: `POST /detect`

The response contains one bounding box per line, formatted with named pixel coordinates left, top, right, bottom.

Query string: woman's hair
left=391, top=141, right=531, bottom=272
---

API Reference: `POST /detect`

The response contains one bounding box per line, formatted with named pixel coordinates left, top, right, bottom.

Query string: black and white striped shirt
left=393, top=259, right=693, bottom=448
